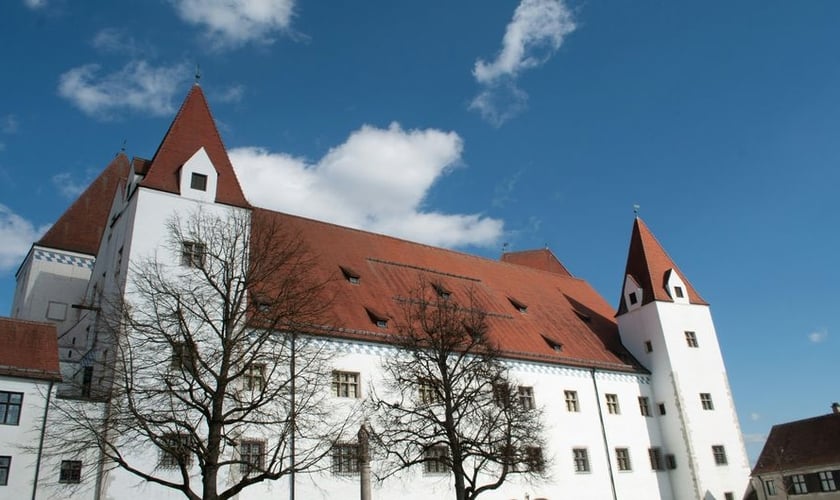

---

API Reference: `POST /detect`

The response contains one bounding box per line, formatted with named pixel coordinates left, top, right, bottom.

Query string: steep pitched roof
left=617, top=217, right=707, bottom=315
left=0, top=317, right=61, bottom=381
left=752, top=412, right=840, bottom=475
left=140, top=84, right=250, bottom=208
left=251, top=208, right=643, bottom=373
left=38, top=153, right=130, bottom=256
left=501, top=249, right=573, bottom=277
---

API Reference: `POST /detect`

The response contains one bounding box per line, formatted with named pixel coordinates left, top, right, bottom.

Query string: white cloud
left=23, top=0, right=47, bottom=9
left=470, top=0, right=576, bottom=125
left=91, top=28, right=152, bottom=57
left=230, top=123, right=504, bottom=248
left=215, top=84, right=245, bottom=103
left=808, top=329, right=828, bottom=344
left=750, top=412, right=760, bottom=421
left=51, top=172, right=91, bottom=199
left=170, top=0, right=295, bottom=49
left=58, top=60, right=190, bottom=119
left=1, top=115, right=18, bottom=134
left=743, top=433, right=766, bottom=444
left=0, top=204, right=49, bottom=271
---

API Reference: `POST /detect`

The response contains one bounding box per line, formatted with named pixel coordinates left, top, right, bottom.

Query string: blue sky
left=2, top=0, right=839, bottom=464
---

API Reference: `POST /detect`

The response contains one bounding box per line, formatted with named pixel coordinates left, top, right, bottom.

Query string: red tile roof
left=140, top=84, right=250, bottom=208
left=252, top=208, right=643, bottom=373
left=38, top=153, right=130, bottom=256
left=752, top=412, right=840, bottom=475
left=617, top=217, right=707, bottom=315
left=0, top=317, right=61, bottom=381
left=501, top=249, right=573, bottom=277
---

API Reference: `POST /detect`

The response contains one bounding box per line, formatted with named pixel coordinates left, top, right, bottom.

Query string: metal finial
left=633, top=204, right=640, bottom=216
left=502, top=242, right=510, bottom=253
left=195, top=64, right=201, bottom=84
left=120, top=139, right=127, bottom=153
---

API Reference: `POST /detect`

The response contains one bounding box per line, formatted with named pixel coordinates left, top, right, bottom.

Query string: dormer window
left=508, top=297, right=528, bottom=313
left=623, top=275, right=643, bottom=311
left=340, top=266, right=361, bottom=284
left=433, top=283, right=451, bottom=300
left=190, top=173, right=208, bottom=191
left=365, top=307, right=388, bottom=329
left=664, top=269, right=689, bottom=304
left=628, top=292, right=638, bottom=305
left=674, top=286, right=684, bottom=298
left=541, top=335, right=563, bottom=352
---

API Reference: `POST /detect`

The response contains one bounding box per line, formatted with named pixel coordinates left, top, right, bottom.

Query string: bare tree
left=48, top=209, right=355, bottom=500
left=369, top=278, right=547, bottom=500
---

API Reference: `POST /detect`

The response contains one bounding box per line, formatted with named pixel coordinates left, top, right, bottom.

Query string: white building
left=10, top=84, right=751, bottom=500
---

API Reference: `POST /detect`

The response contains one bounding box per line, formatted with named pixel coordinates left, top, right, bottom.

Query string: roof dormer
left=664, top=269, right=689, bottom=304
left=623, top=274, right=643, bottom=312
left=179, top=147, right=218, bottom=203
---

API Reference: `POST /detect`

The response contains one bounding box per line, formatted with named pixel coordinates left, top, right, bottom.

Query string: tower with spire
left=616, top=217, right=750, bottom=499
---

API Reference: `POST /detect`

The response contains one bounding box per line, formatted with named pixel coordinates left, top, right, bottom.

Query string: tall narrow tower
left=616, top=217, right=749, bottom=500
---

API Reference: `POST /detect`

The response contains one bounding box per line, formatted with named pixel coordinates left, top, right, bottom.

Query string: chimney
left=832, top=402, right=840, bottom=414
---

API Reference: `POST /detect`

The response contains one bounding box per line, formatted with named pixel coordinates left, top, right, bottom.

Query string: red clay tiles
left=0, top=317, right=61, bottom=381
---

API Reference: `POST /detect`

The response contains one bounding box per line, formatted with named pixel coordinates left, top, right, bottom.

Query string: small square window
left=638, top=396, right=651, bottom=417
left=0, top=391, right=23, bottom=425
left=171, top=341, right=196, bottom=373
left=665, top=454, right=677, bottom=469
left=60, top=460, right=82, bottom=483
left=712, top=445, right=727, bottom=465
left=524, top=446, right=544, bottom=472
left=685, top=331, right=699, bottom=348
left=565, top=390, right=579, bottom=412
left=648, top=447, right=664, bottom=471
left=181, top=241, right=205, bottom=268
left=332, top=443, right=361, bottom=474
left=605, top=393, right=620, bottom=414
left=573, top=448, right=590, bottom=473
left=332, top=371, right=360, bottom=398
left=819, top=471, right=837, bottom=491
left=791, top=474, right=807, bottom=494
left=0, top=456, right=10, bottom=486
left=674, top=286, right=684, bottom=298
left=644, top=340, right=653, bottom=353
left=700, top=393, right=714, bottom=410
left=424, top=446, right=448, bottom=474
left=190, top=173, right=208, bottom=191
left=239, top=440, right=264, bottom=474
left=160, top=433, right=193, bottom=468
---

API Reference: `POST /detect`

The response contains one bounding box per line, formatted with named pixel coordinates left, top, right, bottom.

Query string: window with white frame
left=181, top=241, right=205, bottom=268
left=59, top=460, right=82, bottom=483
left=424, top=446, right=448, bottom=474
left=332, top=371, right=360, bottom=398
left=820, top=471, right=837, bottom=491
left=239, top=440, right=264, bottom=474
left=700, top=393, right=714, bottom=410
left=638, top=396, right=651, bottom=417
left=605, top=393, right=620, bottom=414
left=712, top=445, right=727, bottom=465
left=565, top=390, right=579, bottom=412
left=615, top=448, right=631, bottom=471
left=418, top=379, right=439, bottom=404
left=573, top=448, right=590, bottom=473
left=685, top=331, right=699, bottom=348
left=332, top=443, right=360, bottom=474
left=0, top=392, right=23, bottom=425
left=791, top=474, right=807, bottom=494
left=159, top=433, right=192, bottom=468
left=518, top=386, right=535, bottom=410
left=245, top=364, right=265, bottom=391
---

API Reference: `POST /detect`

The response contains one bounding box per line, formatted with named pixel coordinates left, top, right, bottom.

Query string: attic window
left=508, top=297, right=528, bottom=314
left=340, top=266, right=361, bottom=284
left=573, top=310, right=591, bottom=323
left=628, top=292, right=638, bottom=305
left=674, top=286, right=684, bottom=298
left=365, top=307, right=388, bottom=328
left=433, top=283, right=451, bottom=300
left=190, top=173, right=208, bottom=191
left=541, top=335, right=563, bottom=353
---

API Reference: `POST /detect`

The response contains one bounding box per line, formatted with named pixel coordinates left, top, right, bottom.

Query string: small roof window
left=508, top=297, right=528, bottom=314
left=433, top=282, right=452, bottom=300
left=365, top=307, right=388, bottom=328
left=541, top=335, right=563, bottom=353
left=573, top=310, right=591, bottom=323
left=339, top=265, right=361, bottom=284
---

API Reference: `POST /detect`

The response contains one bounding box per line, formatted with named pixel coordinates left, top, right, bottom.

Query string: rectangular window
left=332, top=371, right=360, bottom=398
left=724, top=493, right=734, bottom=500
left=649, top=447, right=664, bottom=471
left=700, top=393, right=714, bottom=410
left=190, top=173, right=208, bottom=191
left=245, top=364, right=265, bottom=391
left=332, top=443, right=360, bottom=475
left=764, top=479, right=777, bottom=496
left=171, top=341, right=195, bottom=372
left=524, top=446, right=544, bottom=472
left=712, top=445, right=727, bottom=465
left=820, top=471, right=837, bottom=491
left=685, top=331, right=699, bottom=348
left=0, top=391, right=23, bottom=425
left=606, top=393, right=620, bottom=414
left=424, top=446, right=448, bottom=474
left=418, top=380, right=438, bottom=404
left=0, top=456, right=9, bottom=486
left=239, top=441, right=264, bottom=474
left=674, top=286, right=684, bottom=298
left=59, top=460, right=82, bottom=483
left=658, top=402, right=666, bottom=415
left=565, top=390, right=579, bottom=412
left=665, top=454, right=677, bottom=469
left=615, top=448, right=631, bottom=471
left=791, top=474, right=807, bottom=494
left=518, top=386, right=535, bottom=410
left=493, top=382, right=511, bottom=408
left=573, top=448, right=590, bottom=473
left=638, top=396, right=651, bottom=417
left=159, top=433, right=192, bottom=468
left=181, top=241, right=205, bottom=268
left=644, top=340, right=653, bottom=353
left=81, top=366, right=94, bottom=398
left=628, top=292, right=638, bottom=305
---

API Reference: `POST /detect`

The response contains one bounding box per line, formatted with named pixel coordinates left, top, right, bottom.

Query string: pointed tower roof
left=617, top=217, right=707, bottom=315
left=38, top=153, right=130, bottom=255
left=140, top=84, right=250, bottom=208
left=501, top=248, right=573, bottom=277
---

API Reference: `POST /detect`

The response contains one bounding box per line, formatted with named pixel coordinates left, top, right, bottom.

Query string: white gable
left=179, top=147, right=218, bottom=203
